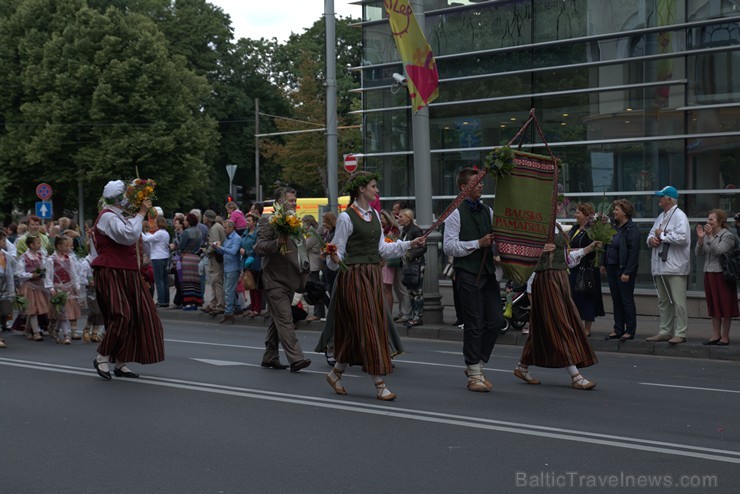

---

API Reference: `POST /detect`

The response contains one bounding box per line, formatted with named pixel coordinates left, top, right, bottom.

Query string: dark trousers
left=606, top=264, right=637, bottom=336
left=456, top=269, right=505, bottom=365
left=452, top=275, right=463, bottom=324
left=309, top=271, right=325, bottom=318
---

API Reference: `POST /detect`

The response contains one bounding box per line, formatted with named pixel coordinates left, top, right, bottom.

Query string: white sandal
left=571, top=373, right=596, bottom=390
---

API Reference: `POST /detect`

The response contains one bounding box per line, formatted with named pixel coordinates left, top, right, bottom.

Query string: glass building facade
left=355, top=0, right=740, bottom=289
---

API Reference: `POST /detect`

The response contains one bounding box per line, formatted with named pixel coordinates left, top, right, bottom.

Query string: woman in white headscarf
left=91, top=180, right=165, bottom=380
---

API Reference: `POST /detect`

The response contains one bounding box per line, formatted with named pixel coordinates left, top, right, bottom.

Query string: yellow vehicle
left=262, top=196, right=351, bottom=219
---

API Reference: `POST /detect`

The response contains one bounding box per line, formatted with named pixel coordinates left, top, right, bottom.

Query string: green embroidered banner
left=493, top=150, right=559, bottom=284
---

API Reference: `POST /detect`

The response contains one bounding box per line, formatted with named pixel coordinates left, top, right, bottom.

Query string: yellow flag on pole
left=385, top=0, right=439, bottom=112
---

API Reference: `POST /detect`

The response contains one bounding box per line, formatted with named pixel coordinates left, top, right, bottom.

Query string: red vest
left=91, top=209, right=138, bottom=270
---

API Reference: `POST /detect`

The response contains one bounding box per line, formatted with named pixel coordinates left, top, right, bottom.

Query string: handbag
left=573, top=265, right=596, bottom=294
left=241, top=270, right=257, bottom=290
left=720, top=234, right=740, bottom=282
left=442, top=263, right=454, bottom=278
left=386, top=257, right=402, bottom=268
left=401, top=262, right=421, bottom=287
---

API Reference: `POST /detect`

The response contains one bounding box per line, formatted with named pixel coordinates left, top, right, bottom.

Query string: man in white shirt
left=443, top=168, right=506, bottom=392
left=646, top=186, right=691, bottom=344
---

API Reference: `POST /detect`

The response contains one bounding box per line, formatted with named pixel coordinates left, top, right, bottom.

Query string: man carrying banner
left=443, top=168, right=506, bottom=392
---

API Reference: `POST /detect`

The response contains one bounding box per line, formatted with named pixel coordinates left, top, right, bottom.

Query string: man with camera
left=646, top=186, right=691, bottom=344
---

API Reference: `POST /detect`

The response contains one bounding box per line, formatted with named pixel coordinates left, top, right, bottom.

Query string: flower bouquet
left=50, top=291, right=68, bottom=319
left=125, top=178, right=157, bottom=216
left=34, top=267, right=46, bottom=278
left=587, top=212, right=616, bottom=267
left=324, top=243, right=348, bottom=272
left=269, top=201, right=303, bottom=254
left=13, top=295, right=28, bottom=311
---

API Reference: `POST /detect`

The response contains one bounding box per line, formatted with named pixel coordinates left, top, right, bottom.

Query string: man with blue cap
left=646, top=185, right=691, bottom=344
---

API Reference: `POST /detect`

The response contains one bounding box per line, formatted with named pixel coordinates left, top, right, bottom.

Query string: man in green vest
left=443, top=168, right=505, bottom=392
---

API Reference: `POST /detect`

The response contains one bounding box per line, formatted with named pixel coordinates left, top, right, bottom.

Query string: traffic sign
left=36, top=183, right=52, bottom=201
left=343, top=154, right=358, bottom=173
left=36, top=201, right=53, bottom=219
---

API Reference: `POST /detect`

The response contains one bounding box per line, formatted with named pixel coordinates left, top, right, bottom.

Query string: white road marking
left=166, top=337, right=511, bottom=372
left=190, top=358, right=360, bottom=377
left=640, top=382, right=740, bottom=394
left=2, top=356, right=740, bottom=464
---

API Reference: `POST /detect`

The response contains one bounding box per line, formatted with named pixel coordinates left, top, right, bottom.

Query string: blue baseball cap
left=655, top=186, right=678, bottom=199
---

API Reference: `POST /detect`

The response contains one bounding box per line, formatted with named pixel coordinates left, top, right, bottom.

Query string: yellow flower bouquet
left=269, top=201, right=303, bottom=254
left=125, top=178, right=157, bottom=216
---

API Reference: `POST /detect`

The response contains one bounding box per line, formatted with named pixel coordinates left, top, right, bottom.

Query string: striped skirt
left=93, top=266, right=165, bottom=364
left=180, top=252, right=203, bottom=305
left=332, top=263, right=396, bottom=375
left=520, top=269, right=597, bottom=369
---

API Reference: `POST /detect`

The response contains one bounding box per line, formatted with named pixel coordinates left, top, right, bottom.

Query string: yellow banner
left=385, top=0, right=439, bottom=112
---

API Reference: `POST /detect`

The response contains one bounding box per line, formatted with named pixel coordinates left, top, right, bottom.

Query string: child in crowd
left=77, top=238, right=104, bottom=342
left=17, top=234, right=51, bottom=341
left=0, top=231, right=15, bottom=347
left=46, top=236, right=82, bottom=344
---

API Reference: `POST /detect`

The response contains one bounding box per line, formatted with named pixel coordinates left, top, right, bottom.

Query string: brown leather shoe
left=646, top=334, right=671, bottom=342
left=289, top=359, right=312, bottom=373
left=261, top=360, right=289, bottom=370
left=218, top=314, right=234, bottom=324
left=668, top=336, right=686, bottom=345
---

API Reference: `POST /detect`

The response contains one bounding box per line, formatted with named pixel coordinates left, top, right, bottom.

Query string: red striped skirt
left=704, top=272, right=739, bottom=318
left=521, top=269, right=597, bottom=369
left=333, top=263, right=392, bottom=375
left=93, top=266, right=165, bottom=364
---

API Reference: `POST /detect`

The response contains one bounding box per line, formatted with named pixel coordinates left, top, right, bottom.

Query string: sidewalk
left=157, top=305, right=740, bottom=362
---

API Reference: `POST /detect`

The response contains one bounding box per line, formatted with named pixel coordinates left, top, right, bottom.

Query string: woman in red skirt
left=696, top=209, right=738, bottom=346
left=91, top=180, right=165, bottom=380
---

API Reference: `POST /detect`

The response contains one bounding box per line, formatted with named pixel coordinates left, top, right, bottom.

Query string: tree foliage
left=0, top=1, right=362, bottom=222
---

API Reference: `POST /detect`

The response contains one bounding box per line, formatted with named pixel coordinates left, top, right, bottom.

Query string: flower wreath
left=344, top=172, right=382, bottom=194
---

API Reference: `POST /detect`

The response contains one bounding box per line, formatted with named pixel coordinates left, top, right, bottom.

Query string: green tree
left=260, top=16, right=362, bottom=198
left=0, top=0, right=218, bottom=218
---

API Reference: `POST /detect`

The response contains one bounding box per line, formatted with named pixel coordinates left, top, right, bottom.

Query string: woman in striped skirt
left=514, top=224, right=601, bottom=389
left=91, top=180, right=165, bottom=380
left=175, top=213, right=204, bottom=309
left=325, top=171, right=426, bottom=401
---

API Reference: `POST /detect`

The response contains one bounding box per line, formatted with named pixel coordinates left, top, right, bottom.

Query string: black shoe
left=289, top=359, right=312, bottom=373
left=113, top=366, right=140, bottom=378
left=604, top=333, right=620, bottom=340
left=93, top=359, right=111, bottom=380
left=261, top=360, right=289, bottom=370
left=703, top=338, right=720, bottom=346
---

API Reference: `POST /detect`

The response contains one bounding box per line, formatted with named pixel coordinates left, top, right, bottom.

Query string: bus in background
left=261, top=196, right=351, bottom=218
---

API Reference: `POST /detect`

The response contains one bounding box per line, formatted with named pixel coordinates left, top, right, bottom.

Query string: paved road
left=2, top=319, right=740, bottom=493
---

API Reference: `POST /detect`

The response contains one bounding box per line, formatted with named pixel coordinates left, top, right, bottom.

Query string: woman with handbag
left=695, top=209, right=738, bottom=346
left=602, top=199, right=641, bottom=341
left=568, top=203, right=604, bottom=337
left=239, top=213, right=262, bottom=317
left=398, top=208, right=426, bottom=327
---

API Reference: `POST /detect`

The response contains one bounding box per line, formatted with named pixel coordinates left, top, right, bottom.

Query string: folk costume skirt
left=21, top=280, right=49, bottom=315
left=179, top=252, right=203, bottom=305
left=521, top=269, right=597, bottom=369
left=330, top=263, right=402, bottom=375
left=94, top=266, right=165, bottom=364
